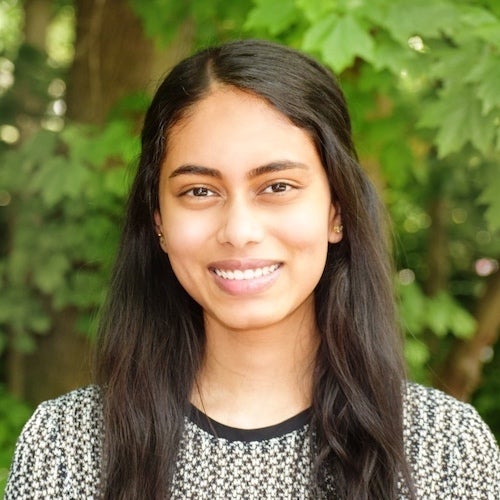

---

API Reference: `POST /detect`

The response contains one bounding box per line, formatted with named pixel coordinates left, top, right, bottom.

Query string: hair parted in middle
left=96, top=39, right=414, bottom=499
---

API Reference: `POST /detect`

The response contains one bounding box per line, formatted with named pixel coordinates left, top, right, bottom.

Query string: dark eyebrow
left=169, top=161, right=308, bottom=180
left=247, top=161, right=309, bottom=178
left=169, top=165, right=222, bottom=179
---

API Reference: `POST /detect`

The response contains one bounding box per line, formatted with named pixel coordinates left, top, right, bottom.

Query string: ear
left=154, top=210, right=168, bottom=253
left=154, top=210, right=162, bottom=233
left=328, top=204, right=343, bottom=244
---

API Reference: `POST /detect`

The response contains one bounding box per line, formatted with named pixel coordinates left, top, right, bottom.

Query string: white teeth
left=243, top=269, right=254, bottom=279
left=214, top=264, right=279, bottom=280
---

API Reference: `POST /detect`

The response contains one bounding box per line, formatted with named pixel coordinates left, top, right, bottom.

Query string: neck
left=192, top=314, right=320, bottom=429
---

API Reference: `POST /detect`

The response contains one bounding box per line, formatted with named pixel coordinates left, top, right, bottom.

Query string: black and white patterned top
left=5, top=383, right=500, bottom=499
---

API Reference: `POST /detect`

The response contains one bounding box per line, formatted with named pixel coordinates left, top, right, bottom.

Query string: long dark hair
left=95, top=39, right=414, bottom=499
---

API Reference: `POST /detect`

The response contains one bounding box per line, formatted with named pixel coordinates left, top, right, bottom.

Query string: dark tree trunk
left=437, top=270, right=500, bottom=401
left=66, top=0, right=158, bottom=124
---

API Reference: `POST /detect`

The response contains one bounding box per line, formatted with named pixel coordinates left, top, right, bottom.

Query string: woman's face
left=155, top=87, right=342, bottom=334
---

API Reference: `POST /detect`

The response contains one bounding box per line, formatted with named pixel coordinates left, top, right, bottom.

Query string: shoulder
left=403, top=382, right=497, bottom=446
left=5, top=386, right=103, bottom=499
left=35, top=384, right=102, bottom=424
left=404, top=381, right=485, bottom=427
left=403, top=382, right=500, bottom=498
left=19, top=385, right=103, bottom=449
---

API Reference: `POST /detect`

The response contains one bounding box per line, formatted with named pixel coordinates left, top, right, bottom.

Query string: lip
left=208, top=259, right=280, bottom=271
left=209, top=259, right=282, bottom=296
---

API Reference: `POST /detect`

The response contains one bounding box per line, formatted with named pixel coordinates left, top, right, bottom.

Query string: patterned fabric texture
left=5, top=383, right=500, bottom=499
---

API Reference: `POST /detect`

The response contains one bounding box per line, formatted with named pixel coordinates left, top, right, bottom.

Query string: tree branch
left=437, top=269, right=500, bottom=401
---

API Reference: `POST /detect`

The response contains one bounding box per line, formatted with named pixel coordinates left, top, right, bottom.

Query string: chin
left=206, top=309, right=285, bottom=333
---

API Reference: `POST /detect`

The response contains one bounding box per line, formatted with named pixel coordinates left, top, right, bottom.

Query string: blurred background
left=1, top=0, right=499, bottom=491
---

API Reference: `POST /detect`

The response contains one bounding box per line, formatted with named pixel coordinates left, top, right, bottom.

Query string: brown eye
left=182, top=186, right=216, bottom=197
left=263, top=182, right=292, bottom=194
left=192, top=187, right=210, bottom=196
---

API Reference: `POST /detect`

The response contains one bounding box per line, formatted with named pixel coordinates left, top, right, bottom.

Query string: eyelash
left=182, top=186, right=216, bottom=197
left=179, top=181, right=297, bottom=199
left=262, top=182, right=294, bottom=194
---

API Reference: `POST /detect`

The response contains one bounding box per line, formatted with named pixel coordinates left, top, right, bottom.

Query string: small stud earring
left=333, top=225, right=343, bottom=234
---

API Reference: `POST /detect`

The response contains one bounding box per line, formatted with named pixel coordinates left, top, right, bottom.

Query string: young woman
left=6, top=39, right=499, bottom=499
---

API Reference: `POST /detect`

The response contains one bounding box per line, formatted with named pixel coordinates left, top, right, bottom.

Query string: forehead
left=163, top=87, right=319, bottom=172
left=168, top=87, right=291, bottom=139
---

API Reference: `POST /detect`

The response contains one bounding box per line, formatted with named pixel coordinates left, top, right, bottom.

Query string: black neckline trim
left=189, top=405, right=311, bottom=442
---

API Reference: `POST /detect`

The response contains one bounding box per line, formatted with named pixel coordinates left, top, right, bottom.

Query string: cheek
left=163, top=214, right=213, bottom=258
left=162, top=216, right=210, bottom=302
left=275, top=202, right=331, bottom=254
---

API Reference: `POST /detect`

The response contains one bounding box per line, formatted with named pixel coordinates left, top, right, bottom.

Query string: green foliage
left=0, top=119, right=139, bottom=351
left=0, top=1, right=23, bottom=57
left=398, top=283, right=476, bottom=339
left=479, top=163, right=500, bottom=232
left=128, top=0, right=254, bottom=47
left=398, top=281, right=477, bottom=382
left=0, top=387, right=32, bottom=495
left=245, top=0, right=299, bottom=37
left=46, top=4, right=75, bottom=66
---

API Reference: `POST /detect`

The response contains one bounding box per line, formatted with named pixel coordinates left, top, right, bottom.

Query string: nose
left=216, top=196, right=265, bottom=248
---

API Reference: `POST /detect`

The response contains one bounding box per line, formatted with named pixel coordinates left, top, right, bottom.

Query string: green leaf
left=318, top=14, right=375, bottom=72
left=380, top=141, right=413, bottom=189
left=425, top=291, right=476, bottom=338
left=465, top=54, right=500, bottom=114
left=474, top=22, right=500, bottom=48
left=22, top=129, right=58, bottom=162
left=103, top=166, right=131, bottom=198
left=68, top=271, right=107, bottom=309
left=449, top=307, right=476, bottom=339
left=398, top=281, right=426, bottom=334
left=404, top=337, right=430, bottom=373
left=0, top=287, right=38, bottom=329
left=6, top=247, right=30, bottom=286
left=89, top=120, right=137, bottom=166
left=244, top=0, right=298, bottom=36
left=62, top=121, right=139, bottom=169
left=12, top=332, right=36, bottom=354
left=479, top=169, right=500, bottom=233
left=384, top=0, right=460, bottom=42
left=430, top=42, right=483, bottom=84
left=32, top=253, right=70, bottom=294
left=28, top=156, right=91, bottom=206
left=302, top=14, right=338, bottom=52
left=128, top=0, right=187, bottom=46
left=418, top=86, right=496, bottom=157
left=371, top=35, right=413, bottom=73
left=426, top=293, right=450, bottom=337
left=27, top=313, right=51, bottom=334
left=459, top=5, right=498, bottom=28
left=296, top=0, right=335, bottom=23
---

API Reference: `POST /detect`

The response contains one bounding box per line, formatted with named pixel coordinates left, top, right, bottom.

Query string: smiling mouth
left=212, top=264, right=281, bottom=281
